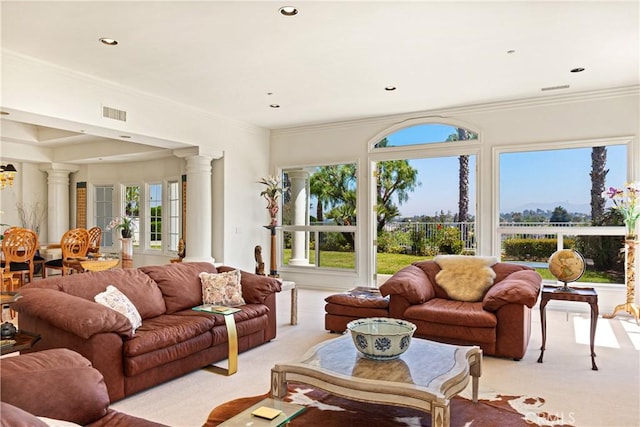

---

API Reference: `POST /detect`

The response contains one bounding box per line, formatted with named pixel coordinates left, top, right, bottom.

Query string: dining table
left=63, top=256, right=120, bottom=273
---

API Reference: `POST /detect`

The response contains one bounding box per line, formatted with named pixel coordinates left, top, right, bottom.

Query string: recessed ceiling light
left=570, top=67, right=585, bottom=73
left=99, top=38, right=118, bottom=46
left=279, top=6, right=298, bottom=16
left=385, top=86, right=397, bottom=91
left=507, top=49, right=516, bottom=54
left=270, top=104, right=280, bottom=108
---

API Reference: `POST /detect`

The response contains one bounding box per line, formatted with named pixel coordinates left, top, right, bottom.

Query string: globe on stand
left=548, top=249, right=586, bottom=293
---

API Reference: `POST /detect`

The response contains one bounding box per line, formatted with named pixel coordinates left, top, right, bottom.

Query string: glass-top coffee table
left=271, top=334, right=481, bottom=427
left=218, top=397, right=305, bottom=426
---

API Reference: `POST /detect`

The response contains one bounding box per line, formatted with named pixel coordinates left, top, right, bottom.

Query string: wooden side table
left=279, top=280, right=297, bottom=325
left=1, top=330, right=41, bottom=356
left=537, top=285, right=598, bottom=370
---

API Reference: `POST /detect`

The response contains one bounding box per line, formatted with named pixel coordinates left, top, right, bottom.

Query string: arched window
left=370, top=123, right=479, bottom=275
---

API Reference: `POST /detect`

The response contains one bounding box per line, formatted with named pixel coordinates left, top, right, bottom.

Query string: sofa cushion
left=200, top=269, right=245, bottom=307
left=0, top=349, right=110, bottom=425
left=404, top=298, right=497, bottom=328
left=95, top=285, right=143, bottom=334
left=23, top=268, right=167, bottom=320
left=434, top=255, right=498, bottom=302
left=140, top=262, right=217, bottom=314
left=123, top=313, right=216, bottom=357
left=0, top=402, right=49, bottom=427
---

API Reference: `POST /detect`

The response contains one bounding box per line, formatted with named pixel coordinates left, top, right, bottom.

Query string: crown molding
left=272, top=85, right=640, bottom=136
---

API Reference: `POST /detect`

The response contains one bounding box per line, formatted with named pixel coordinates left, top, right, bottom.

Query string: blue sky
left=385, top=125, right=627, bottom=216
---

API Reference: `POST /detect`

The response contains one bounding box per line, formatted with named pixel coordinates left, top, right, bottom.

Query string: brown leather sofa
left=1, top=348, right=166, bottom=426
left=379, top=259, right=542, bottom=360
left=13, top=262, right=281, bottom=402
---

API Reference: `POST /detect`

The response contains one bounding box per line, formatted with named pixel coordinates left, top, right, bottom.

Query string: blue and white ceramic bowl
left=346, top=318, right=417, bottom=360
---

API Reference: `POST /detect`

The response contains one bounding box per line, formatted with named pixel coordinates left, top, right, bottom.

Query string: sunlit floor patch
left=573, top=315, right=619, bottom=348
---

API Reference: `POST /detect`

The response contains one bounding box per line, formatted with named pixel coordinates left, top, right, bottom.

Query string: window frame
left=279, top=162, right=359, bottom=272
left=493, top=136, right=633, bottom=285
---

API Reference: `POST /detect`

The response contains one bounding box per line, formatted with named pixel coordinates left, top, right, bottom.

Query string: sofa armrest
left=217, top=266, right=282, bottom=304
left=379, top=265, right=436, bottom=305
left=13, top=288, right=133, bottom=339
left=0, top=349, right=110, bottom=425
left=483, top=270, right=542, bottom=311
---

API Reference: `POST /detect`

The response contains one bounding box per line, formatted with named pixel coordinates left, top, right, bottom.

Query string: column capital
left=38, top=163, right=80, bottom=174
left=287, top=169, right=310, bottom=179
left=173, top=147, right=223, bottom=160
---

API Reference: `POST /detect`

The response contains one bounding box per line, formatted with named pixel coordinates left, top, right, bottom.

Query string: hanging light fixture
left=0, top=163, right=17, bottom=189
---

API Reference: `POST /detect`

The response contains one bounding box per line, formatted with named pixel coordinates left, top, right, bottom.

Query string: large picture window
left=498, top=141, right=628, bottom=285
left=281, top=164, right=357, bottom=271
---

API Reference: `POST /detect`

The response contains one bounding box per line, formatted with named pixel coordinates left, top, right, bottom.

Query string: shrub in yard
left=504, top=238, right=576, bottom=261
left=377, top=230, right=412, bottom=254
left=437, top=227, right=463, bottom=254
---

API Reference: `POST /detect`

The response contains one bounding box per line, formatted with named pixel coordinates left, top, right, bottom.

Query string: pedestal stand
left=604, top=238, right=639, bottom=324
left=264, top=225, right=278, bottom=278
left=120, top=238, right=133, bottom=269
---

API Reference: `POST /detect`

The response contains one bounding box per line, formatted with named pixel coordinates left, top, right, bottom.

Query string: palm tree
left=590, top=146, right=608, bottom=222
left=446, top=128, right=477, bottom=222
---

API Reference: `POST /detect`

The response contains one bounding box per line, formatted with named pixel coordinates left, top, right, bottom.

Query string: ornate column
left=605, top=237, right=640, bottom=324
left=39, top=164, right=79, bottom=243
left=181, top=154, right=215, bottom=264
left=287, top=170, right=310, bottom=266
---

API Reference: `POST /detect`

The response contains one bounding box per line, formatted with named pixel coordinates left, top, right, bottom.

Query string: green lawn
left=284, top=249, right=621, bottom=283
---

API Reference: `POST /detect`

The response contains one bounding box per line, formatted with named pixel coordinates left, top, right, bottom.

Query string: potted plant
left=258, top=175, right=286, bottom=227
left=107, top=216, right=136, bottom=238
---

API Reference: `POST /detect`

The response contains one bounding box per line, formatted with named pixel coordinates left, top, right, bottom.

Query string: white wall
left=270, top=88, right=640, bottom=313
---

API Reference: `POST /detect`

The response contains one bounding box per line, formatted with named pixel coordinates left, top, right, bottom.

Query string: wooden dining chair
left=87, top=226, right=102, bottom=254
left=1, top=227, right=39, bottom=288
left=43, top=228, right=90, bottom=278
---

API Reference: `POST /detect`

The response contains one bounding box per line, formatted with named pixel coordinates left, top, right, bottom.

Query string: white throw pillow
left=94, top=285, right=143, bottom=333
left=434, top=255, right=498, bottom=302
left=199, top=270, right=245, bottom=307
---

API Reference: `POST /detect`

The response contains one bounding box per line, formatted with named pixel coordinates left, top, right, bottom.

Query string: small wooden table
left=537, top=285, right=599, bottom=370
left=279, top=280, right=297, bottom=325
left=1, top=330, right=41, bottom=355
left=64, top=257, right=119, bottom=273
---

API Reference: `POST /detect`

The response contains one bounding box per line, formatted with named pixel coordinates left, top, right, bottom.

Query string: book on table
left=192, top=304, right=241, bottom=314
left=251, top=406, right=283, bottom=420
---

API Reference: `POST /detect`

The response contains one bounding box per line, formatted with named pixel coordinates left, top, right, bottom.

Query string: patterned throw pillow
left=199, top=269, right=245, bottom=307
left=94, top=285, right=143, bottom=333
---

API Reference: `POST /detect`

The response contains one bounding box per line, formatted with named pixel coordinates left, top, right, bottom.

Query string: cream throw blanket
left=434, top=255, right=499, bottom=302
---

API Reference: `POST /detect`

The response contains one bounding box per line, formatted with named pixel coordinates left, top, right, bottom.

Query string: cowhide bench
left=324, top=288, right=390, bottom=333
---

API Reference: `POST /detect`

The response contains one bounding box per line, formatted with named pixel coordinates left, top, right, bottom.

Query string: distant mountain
left=505, top=201, right=590, bottom=214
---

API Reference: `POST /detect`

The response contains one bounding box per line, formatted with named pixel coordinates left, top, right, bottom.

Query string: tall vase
left=120, top=238, right=133, bottom=269
left=604, top=237, right=640, bottom=324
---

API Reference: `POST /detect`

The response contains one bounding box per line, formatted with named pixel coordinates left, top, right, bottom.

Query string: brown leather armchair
left=380, top=259, right=542, bottom=360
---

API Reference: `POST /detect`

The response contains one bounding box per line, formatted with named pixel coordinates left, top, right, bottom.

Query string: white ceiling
left=1, top=1, right=638, bottom=147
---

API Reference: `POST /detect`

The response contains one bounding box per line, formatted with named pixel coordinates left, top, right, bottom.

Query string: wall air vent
left=102, top=106, right=127, bottom=122
left=541, top=84, right=570, bottom=92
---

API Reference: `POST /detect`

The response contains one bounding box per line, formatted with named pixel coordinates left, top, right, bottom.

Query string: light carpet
left=111, top=289, right=640, bottom=427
